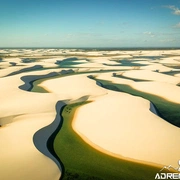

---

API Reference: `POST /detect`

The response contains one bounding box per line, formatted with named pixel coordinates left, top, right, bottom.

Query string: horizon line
left=1, top=46, right=180, bottom=49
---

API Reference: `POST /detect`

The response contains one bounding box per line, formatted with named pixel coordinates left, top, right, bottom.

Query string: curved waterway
left=94, top=78, right=180, bottom=127
left=33, top=101, right=66, bottom=179
left=19, top=72, right=59, bottom=91
left=18, top=70, right=164, bottom=180
left=18, top=73, right=66, bottom=179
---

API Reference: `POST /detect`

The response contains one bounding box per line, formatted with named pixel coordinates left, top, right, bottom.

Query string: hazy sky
left=0, top=0, right=180, bottom=47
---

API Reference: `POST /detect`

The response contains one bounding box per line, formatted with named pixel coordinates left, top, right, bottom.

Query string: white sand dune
left=85, top=51, right=104, bottom=56
left=0, top=72, right=67, bottom=180
left=72, top=61, right=133, bottom=70
left=33, top=101, right=65, bottom=172
left=175, top=73, right=180, bottom=77
left=0, top=70, right=107, bottom=180
left=160, top=58, right=180, bottom=65
left=0, top=113, right=61, bottom=180
left=89, top=57, right=121, bottom=65
left=1, top=49, right=180, bottom=180
left=134, top=50, right=180, bottom=56
left=132, top=60, right=153, bottom=65
left=40, top=73, right=107, bottom=100
left=0, top=60, right=58, bottom=77
left=0, top=66, right=25, bottom=77
left=74, top=59, right=88, bottom=63
left=0, top=61, right=13, bottom=69
left=0, top=77, right=57, bottom=119
left=131, top=81, right=180, bottom=104
left=0, top=49, right=8, bottom=53
left=72, top=91, right=180, bottom=167
left=121, top=69, right=180, bottom=84
left=95, top=72, right=134, bottom=85
left=40, top=71, right=180, bottom=167
left=72, top=62, right=105, bottom=68
left=141, top=63, right=173, bottom=72
left=95, top=72, right=180, bottom=104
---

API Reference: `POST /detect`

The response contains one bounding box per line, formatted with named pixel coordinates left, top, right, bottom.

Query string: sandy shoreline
left=72, top=90, right=180, bottom=167
left=0, top=71, right=66, bottom=180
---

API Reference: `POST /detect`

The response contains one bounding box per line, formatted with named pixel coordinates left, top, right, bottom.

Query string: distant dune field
left=0, top=48, right=180, bottom=180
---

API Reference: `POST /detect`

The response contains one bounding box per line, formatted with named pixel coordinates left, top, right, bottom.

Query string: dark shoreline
left=32, top=101, right=66, bottom=180
left=46, top=103, right=66, bottom=180
left=19, top=72, right=66, bottom=179
left=19, top=72, right=59, bottom=91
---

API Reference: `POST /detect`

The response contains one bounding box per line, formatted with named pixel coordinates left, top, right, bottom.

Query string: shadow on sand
left=33, top=101, right=66, bottom=180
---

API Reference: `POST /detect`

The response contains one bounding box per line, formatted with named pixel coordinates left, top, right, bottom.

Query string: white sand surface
left=0, top=57, right=63, bottom=77
left=95, top=72, right=180, bottom=104
left=95, top=72, right=134, bottom=85
left=175, top=73, right=180, bottom=77
left=40, top=73, right=107, bottom=100
left=141, top=64, right=173, bottom=72
left=85, top=51, right=104, bottom=56
left=0, top=66, right=23, bottom=77
left=131, top=58, right=156, bottom=61
left=160, top=58, right=180, bottom=65
left=0, top=113, right=60, bottom=180
left=2, top=58, right=23, bottom=66
left=161, top=50, right=180, bottom=55
left=131, top=81, right=180, bottom=104
left=121, top=69, right=180, bottom=84
left=0, top=49, right=8, bottom=53
left=40, top=70, right=180, bottom=167
left=110, top=54, right=133, bottom=59
left=1, top=48, right=180, bottom=179
left=0, top=65, right=44, bottom=77
left=132, top=60, right=153, bottom=65
left=0, top=71, right=66, bottom=120
left=74, top=59, right=88, bottom=63
left=72, top=62, right=105, bottom=68
left=0, top=72, right=67, bottom=180
left=72, top=61, right=132, bottom=70
left=72, top=91, right=180, bottom=167
left=134, top=50, right=175, bottom=56
left=89, top=57, right=121, bottom=65
left=0, top=61, right=14, bottom=69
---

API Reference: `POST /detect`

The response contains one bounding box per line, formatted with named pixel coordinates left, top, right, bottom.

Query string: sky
left=0, top=0, right=180, bottom=48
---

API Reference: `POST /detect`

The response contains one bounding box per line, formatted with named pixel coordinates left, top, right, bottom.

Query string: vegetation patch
left=30, top=69, right=123, bottom=93
left=53, top=102, right=159, bottom=180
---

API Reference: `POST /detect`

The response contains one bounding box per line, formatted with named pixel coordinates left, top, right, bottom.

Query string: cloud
left=165, top=5, right=180, bottom=15
left=159, top=38, right=176, bottom=43
left=143, top=31, right=152, bottom=35
left=174, top=22, right=180, bottom=28
left=143, top=31, right=155, bottom=37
